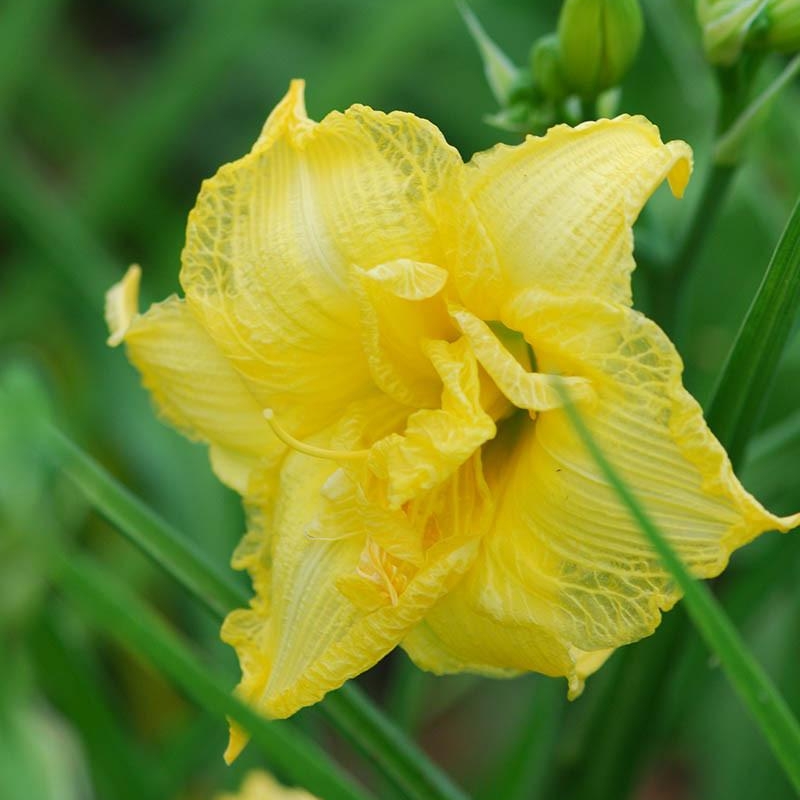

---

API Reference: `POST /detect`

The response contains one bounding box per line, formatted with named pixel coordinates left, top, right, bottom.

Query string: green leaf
left=47, top=426, right=468, bottom=800
left=53, top=552, right=372, bottom=800
left=47, top=425, right=246, bottom=620
left=458, top=1, right=519, bottom=106
left=707, top=194, right=800, bottom=467
left=559, top=386, right=800, bottom=793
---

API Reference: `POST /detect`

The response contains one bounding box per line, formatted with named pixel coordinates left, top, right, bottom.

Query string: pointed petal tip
left=224, top=722, right=250, bottom=764
left=777, top=511, right=800, bottom=533
left=666, top=140, right=694, bottom=199
left=252, top=79, right=314, bottom=152
left=105, top=264, right=141, bottom=347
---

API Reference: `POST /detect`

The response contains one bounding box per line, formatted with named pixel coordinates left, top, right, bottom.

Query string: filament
left=263, top=409, right=369, bottom=461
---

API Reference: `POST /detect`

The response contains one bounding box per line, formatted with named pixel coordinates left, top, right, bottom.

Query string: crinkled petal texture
left=180, top=79, right=464, bottom=438
left=455, top=116, right=692, bottom=318
left=402, top=291, right=798, bottom=691
left=104, top=265, right=281, bottom=494
left=222, top=449, right=491, bottom=753
left=106, top=81, right=798, bottom=746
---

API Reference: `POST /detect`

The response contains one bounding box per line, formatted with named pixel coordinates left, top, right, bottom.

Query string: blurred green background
left=1, top=0, right=799, bottom=798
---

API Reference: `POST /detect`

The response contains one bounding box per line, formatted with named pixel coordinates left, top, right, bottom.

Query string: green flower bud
left=530, top=33, right=568, bottom=101
left=557, top=0, right=644, bottom=98
left=696, top=0, right=769, bottom=64
left=762, top=0, right=800, bottom=51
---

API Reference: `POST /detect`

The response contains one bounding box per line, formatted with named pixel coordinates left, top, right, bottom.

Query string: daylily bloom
left=216, top=771, right=317, bottom=800
left=106, top=81, right=798, bottom=759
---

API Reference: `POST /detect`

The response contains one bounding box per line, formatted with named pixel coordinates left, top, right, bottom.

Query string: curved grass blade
left=54, top=552, right=372, bottom=800
left=47, top=425, right=469, bottom=800
left=707, top=194, right=800, bottom=469
left=559, top=388, right=800, bottom=793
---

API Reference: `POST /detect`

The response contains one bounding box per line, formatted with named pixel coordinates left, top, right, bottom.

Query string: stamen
left=263, top=409, right=370, bottom=461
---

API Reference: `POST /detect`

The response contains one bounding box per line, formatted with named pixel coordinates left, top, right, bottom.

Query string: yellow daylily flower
left=216, top=771, right=318, bottom=800
left=106, top=80, right=799, bottom=759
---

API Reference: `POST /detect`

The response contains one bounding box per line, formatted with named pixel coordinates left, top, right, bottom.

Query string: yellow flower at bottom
left=216, top=771, right=317, bottom=800
left=106, top=80, right=799, bottom=760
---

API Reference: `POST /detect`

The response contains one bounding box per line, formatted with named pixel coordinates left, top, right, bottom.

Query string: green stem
left=715, top=53, right=800, bottom=166
left=47, top=426, right=468, bottom=800
left=385, top=653, right=429, bottom=733
left=54, top=552, right=371, bottom=800
left=322, top=687, right=468, bottom=800
left=483, top=678, right=562, bottom=800
left=560, top=390, right=800, bottom=793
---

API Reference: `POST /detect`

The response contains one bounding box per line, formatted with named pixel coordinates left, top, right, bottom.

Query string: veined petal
left=450, top=306, right=595, bottom=413
left=104, top=267, right=280, bottom=494
left=367, top=338, right=496, bottom=507
left=402, top=592, right=614, bottom=697
left=222, top=450, right=490, bottom=739
left=458, top=116, right=692, bottom=317
left=181, top=81, right=464, bottom=438
left=451, top=291, right=799, bottom=656
left=352, top=259, right=456, bottom=408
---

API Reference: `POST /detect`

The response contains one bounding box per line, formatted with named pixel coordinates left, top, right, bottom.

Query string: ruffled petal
left=222, top=450, right=491, bottom=742
left=367, top=338, right=496, bottom=507
left=352, top=259, right=456, bottom=408
left=446, top=291, right=798, bottom=659
left=457, top=116, right=692, bottom=317
left=450, top=306, right=594, bottom=413
left=104, top=266, right=280, bottom=494
left=402, top=591, right=614, bottom=698
left=181, top=80, right=464, bottom=438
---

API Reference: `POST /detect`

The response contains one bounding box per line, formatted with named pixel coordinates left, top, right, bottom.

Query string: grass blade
left=54, top=552, right=372, bottom=800
left=707, top=194, right=800, bottom=468
left=47, top=426, right=469, bottom=800
left=560, top=390, right=800, bottom=792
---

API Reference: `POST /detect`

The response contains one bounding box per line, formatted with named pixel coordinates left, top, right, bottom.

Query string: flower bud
left=557, top=0, right=644, bottom=98
left=530, top=33, right=568, bottom=100
left=761, top=0, right=800, bottom=52
left=696, top=0, right=768, bottom=64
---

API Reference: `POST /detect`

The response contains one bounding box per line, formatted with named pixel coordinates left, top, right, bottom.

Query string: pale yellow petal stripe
left=181, top=81, right=464, bottom=438
left=458, top=116, right=693, bottom=317
left=104, top=267, right=280, bottom=494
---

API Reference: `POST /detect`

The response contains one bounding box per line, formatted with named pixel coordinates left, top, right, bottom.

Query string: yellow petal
left=454, top=290, right=798, bottom=657
left=215, top=769, right=318, bottom=800
left=222, top=450, right=490, bottom=731
left=181, top=81, right=464, bottom=438
left=457, top=116, right=693, bottom=317
left=402, top=593, right=613, bottom=697
left=367, top=338, right=496, bottom=507
left=352, top=259, right=456, bottom=408
left=105, top=270, right=280, bottom=493
left=104, top=264, right=141, bottom=346
left=450, top=305, right=595, bottom=412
